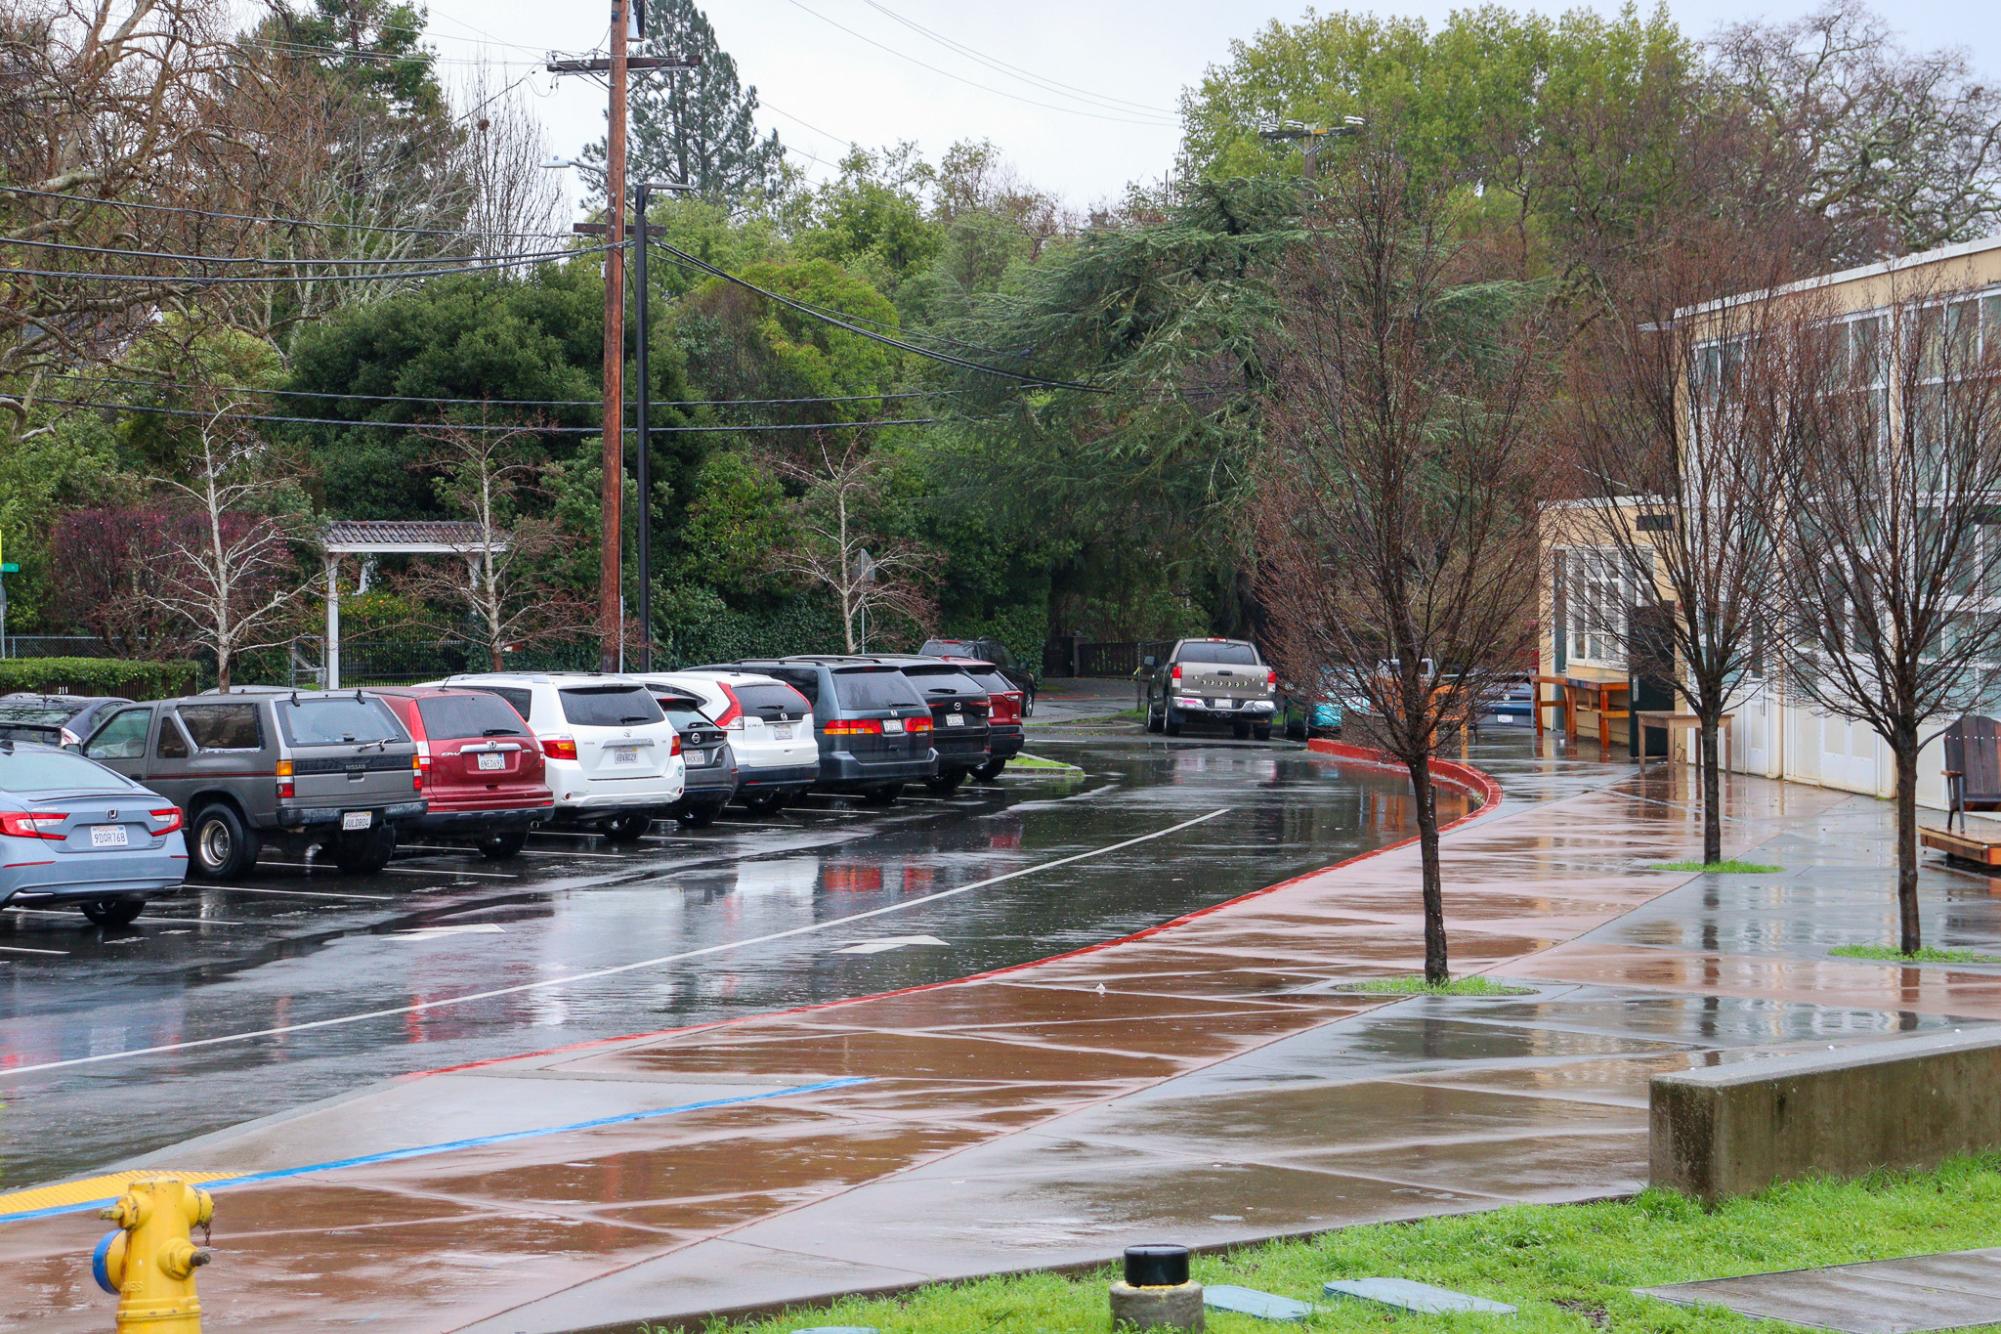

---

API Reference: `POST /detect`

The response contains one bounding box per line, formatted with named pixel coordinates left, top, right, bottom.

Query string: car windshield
left=415, top=694, right=529, bottom=739
left=831, top=669, right=924, bottom=711
left=0, top=746, right=134, bottom=793
left=1178, top=642, right=1260, bottom=666
left=732, top=682, right=808, bottom=720
left=558, top=685, right=663, bottom=727
left=278, top=696, right=404, bottom=746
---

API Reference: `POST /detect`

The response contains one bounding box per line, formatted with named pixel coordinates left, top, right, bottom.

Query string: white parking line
left=5, top=908, right=248, bottom=927
left=259, top=859, right=518, bottom=881
left=0, top=807, right=1231, bottom=1077
left=0, top=944, right=69, bottom=956
left=207, top=885, right=393, bottom=903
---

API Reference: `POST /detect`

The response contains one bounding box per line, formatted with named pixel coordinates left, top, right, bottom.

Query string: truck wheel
left=680, top=801, right=721, bottom=828
left=862, top=784, right=902, bottom=806
left=926, top=770, right=966, bottom=795
left=973, top=756, right=1007, bottom=781
left=1164, top=707, right=1183, bottom=737
left=477, top=828, right=529, bottom=860
left=1146, top=702, right=1164, bottom=734
left=333, top=824, right=397, bottom=875
left=1253, top=723, right=1273, bottom=742
left=81, top=898, right=145, bottom=927
left=602, top=813, right=652, bottom=843
left=190, top=803, right=259, bottom=881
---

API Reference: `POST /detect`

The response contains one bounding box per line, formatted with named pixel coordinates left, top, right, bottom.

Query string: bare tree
left=1556, top=219, right=1822, bottom=865
left=1253, top=143, right=1555, bottom=985
left=1768, top=279, right=2001, bottom=954
left=400, top=423, right=590, bottom=670
left=452, top=65, right=566, bottom=260
left=145, top=405, right=316, bottom=689
left=774, top=436, right=933, bottom=653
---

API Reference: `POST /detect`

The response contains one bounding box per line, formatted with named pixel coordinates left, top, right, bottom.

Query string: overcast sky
left=409, top=0, right=1999, bottom=217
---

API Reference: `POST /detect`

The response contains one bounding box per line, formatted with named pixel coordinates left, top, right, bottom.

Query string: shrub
left=0, top=657, right=200, bottom=700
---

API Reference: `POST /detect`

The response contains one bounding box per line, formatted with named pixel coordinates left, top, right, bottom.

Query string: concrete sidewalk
left=8, top=748, right=2001, bottom=1332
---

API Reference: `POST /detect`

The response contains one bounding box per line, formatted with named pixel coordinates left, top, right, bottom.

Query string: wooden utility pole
left=597, top=0, right=631, bottom=672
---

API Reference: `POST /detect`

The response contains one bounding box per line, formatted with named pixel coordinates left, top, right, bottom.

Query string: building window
left=1567, top=547, right=1630, bottom=666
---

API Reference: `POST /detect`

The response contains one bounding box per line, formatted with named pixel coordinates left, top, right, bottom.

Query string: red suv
left=366, top=687, right=552, bottom=859
left=945, top=658, right=1026, bottom=780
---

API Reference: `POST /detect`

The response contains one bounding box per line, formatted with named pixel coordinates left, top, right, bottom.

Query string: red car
left=943, top=657, right=1027, bottom=780
left=366, top=687, right=553, bottom=859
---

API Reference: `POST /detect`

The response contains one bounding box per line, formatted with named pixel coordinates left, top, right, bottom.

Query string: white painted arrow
left=834, top=934, right=949, bottom=955
left=387, top=923, right=506, bottom=943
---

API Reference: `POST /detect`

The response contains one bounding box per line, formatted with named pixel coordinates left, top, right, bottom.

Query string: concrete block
left=1110, top=1280, right=1204, bottom=1330
left=1323, top=1278, right=1516, bottom=1314
left=1203, top=1285, right=1314, bottom=1320
left=1651, top=1028, right=2001, bottom=1202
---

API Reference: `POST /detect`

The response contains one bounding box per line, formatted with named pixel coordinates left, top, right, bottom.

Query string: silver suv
left=80, top=689, right=424, bottom=879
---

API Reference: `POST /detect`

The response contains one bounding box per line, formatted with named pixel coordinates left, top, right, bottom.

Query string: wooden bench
left=1632, top=711, right=1733, bottom=772
left=1943, top=714, right=2001, bottom=834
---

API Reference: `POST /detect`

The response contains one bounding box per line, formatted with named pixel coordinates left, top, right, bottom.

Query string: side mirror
left=1141, top=655, right=1157, bottom=670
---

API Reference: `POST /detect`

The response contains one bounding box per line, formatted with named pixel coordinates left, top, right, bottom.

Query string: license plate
left=945, top=714, right=965, bottom=728
left=1210, top=698, right=1227, bottom=709
left=609, top=745, right=639, bottom=765
left=883, top=719, right=905, bottom=735
left=89, top=824, right=128, bottom=849
left=342, top=810, right=372, bottom=831
left=476, top=752, right=505, bottom=771
left=772, top=725, right=792, bottom=740
left=685, top=749, right=710, bottom=767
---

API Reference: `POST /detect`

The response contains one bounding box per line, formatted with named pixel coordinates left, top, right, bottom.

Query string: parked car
left=720, top=658, right=936, bottom=805
left=0, top=741, right=187, bottom=925
left=1484, top=675, right=1534, bottom=725
left=870, top=656, right=993, bottom=793
left=78, top=689, right=422, bottom=879
left=1141, top=638, right=1280, bottom=739
left=0, top=694, right=132, bottom=747
left=636, top=681, right=738, bottom=826
left=941, top=658, right=1027, bottom=779
left=646, top=670, right=818, bottom=812
left=918, top=638, right=1036, bottom=715
left=429, top=673, right=684, bottom=842
left=365, top=687, right=553, bottom=859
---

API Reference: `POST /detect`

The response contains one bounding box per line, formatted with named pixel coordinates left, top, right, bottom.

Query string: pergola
left=321, top=520, right=507, bottom=689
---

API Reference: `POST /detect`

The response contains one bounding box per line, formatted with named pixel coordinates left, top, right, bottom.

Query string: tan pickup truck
left=1141, top=638, right=1279, bottom=739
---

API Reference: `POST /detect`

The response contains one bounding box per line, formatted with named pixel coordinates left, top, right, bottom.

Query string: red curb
left=404, top=743, right=1502, bottom=1080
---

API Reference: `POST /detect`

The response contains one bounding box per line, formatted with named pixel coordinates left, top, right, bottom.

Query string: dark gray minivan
left=81, top=689, right=424, bottom=878
left=720, top=658, right=937, bottom=805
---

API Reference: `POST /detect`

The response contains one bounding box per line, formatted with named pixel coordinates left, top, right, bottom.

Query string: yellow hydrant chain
left=92, top=1177, right=214, bottom=1332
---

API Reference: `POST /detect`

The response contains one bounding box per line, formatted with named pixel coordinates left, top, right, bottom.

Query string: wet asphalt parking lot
left=0, top=720, right=1463, bottom=1187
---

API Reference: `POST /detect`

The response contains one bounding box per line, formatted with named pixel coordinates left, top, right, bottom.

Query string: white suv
left=661, top=670, right=820, bottom=811
left=430, top=673, right=684, bottom=841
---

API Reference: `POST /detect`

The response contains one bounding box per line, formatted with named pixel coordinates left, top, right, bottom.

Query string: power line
left=23, top=395, right=944, bottom=435
left=650, top=239, right=1105, bottom=392
left=0, top=235, right=591, bottom=268
left=2, top=247, right=612, bottom=287
left=783, top=0, right=1176, bottom=129
left=0, top=184, right=576, bottom=244
left=44, top=372, right=990, bottom=411
left=858, top=0, right=1177, bottom=118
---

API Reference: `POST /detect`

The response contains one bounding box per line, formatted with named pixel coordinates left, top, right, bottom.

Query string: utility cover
left=1640, top=1248, right=2001, bottom=1333
left=1204, top=1284, right=1315, bottom=1320
left=1324, top=1278, right=1517, bottom=1315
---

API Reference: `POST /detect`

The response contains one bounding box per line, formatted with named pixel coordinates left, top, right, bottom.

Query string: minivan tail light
left=149, top=808, right=183, bottom=836
left=276, top=758, right=295, bottom=801
left=0, top=812, right=66, bottom=840
left=822, top=719, right=883, bottom=736
left=542, top=737, right=578, bottom=761
left=905, top=716, right=934, bottom=734
left=711, top=683, right=744, bottom=730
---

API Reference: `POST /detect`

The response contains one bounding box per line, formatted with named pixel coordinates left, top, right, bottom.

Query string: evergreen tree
left=585, top=0, right=786, bottom=210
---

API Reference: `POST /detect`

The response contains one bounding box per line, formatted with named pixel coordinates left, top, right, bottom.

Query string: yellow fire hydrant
left=92, top=1177, right=214, bottom=1332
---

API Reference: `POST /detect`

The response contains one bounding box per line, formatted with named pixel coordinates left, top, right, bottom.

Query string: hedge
left=0, top=657, right=201, bottom=700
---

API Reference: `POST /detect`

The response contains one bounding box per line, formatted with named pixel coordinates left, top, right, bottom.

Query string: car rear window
left=1177, top=642, right=1261, bottom=666
left=178, top=703, right=264, bottom=750
left=558, top=685, right=663, bottom=727
left=961, top=667, right=1013, bottom=695
left=733, top=682, right=809, bottom=720
left=656, top=700, right=709, bottom=731
left=1, top=746, right=135, bottom=793
left=460, top=685, right=534, bottom=721
left=901, top=666, right=986, bottom=698
left=0, top=703, right=70, bottom=742
left=831, top=669, right=924, bottom=711
left=277, top=696, right=405, bottom=747
left=416, top=694, right=529, bottom=739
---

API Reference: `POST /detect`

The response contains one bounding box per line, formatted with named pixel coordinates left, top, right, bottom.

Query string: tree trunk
left=216, top=648, right=232, bottom=693
left=1894, top=737, right=1922, bottom=955
left=1699, top=714, right=1722, bottom=866
left=1409, top=751, right=1449, bottom=985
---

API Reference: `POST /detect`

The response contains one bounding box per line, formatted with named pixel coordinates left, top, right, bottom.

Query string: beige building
left=1539, top=232, right=2001, bottom=806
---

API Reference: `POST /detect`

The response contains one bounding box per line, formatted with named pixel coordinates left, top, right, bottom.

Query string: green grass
left=1831, top=944, right=2001, bottom=965
left=1333, top=974, right=1536, bottom=997
left=681, top=1155, right=2001, bottom=1333
left=1009, top=753, right=1084, bottom=773
left=1648, top=859, right=1785, bottom=874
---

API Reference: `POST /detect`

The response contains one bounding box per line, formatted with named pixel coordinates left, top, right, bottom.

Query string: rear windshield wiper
left=618, top=714, right=652, bottom=724
left=481, top=727, right=519, bottom=736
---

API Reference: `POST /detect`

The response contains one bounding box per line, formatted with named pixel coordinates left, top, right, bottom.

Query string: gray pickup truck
left=79, top=689, right=424, bottom=879
left=1142, top=638, right=1279, bottom=740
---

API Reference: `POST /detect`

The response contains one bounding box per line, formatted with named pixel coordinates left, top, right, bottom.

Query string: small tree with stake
left=1253, top=141, right=1555, bottom=985
left=774, top=434, right=934, bottom=653
left=1768, top=280, right=2001, bottom=955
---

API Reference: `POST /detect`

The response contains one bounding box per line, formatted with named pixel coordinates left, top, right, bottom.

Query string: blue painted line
left=0, top=1076, right=870, bottom=1225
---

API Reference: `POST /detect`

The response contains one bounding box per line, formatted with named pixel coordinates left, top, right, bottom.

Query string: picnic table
left=1534, top=675, right=1632, bottom=748
left=1632, top=711, right=1733, bottom=772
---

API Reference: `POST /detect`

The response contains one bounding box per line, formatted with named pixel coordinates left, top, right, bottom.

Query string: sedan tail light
left=542, top=737, right=579, bottom=761
left=0, top=812, right=67, bottom=840
left=149, top=808, right=184, bottom=836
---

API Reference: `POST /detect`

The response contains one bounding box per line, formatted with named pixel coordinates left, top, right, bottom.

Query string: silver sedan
left=0, top=741, right=188, bottom=926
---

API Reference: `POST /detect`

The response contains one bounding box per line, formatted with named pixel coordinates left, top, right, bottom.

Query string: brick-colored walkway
left=9, top=747, right=2001, bottom=1332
